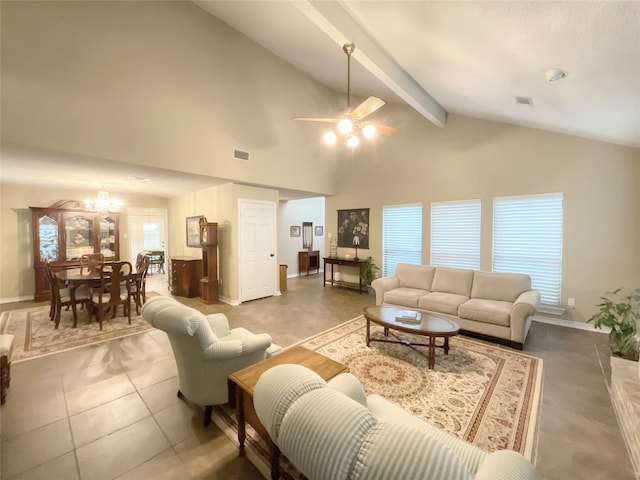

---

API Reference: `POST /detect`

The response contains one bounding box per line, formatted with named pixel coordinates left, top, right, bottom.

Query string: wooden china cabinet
left=30, top=201, right=120, bottom=302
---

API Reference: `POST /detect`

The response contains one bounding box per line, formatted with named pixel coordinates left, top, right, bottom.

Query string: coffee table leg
left=428, top=336, right=436, bottom=369
left=444, top=337, right=450, bottom=355
left=366, top=318, right=371, bottom=347
left=384, top=327, right=389, bottom=337
left=237, top=388, right=246, bottom=456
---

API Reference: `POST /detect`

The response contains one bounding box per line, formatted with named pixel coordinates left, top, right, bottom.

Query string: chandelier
left=84, top=191, right=122, bottom=214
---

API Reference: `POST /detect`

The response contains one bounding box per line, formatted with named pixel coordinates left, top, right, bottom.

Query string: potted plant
left=587, top=287, right=640, bottom=361
left=360, top=256, right=380, bottom=296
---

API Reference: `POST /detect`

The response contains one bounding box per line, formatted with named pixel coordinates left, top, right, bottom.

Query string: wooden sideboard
left=299, top=250, right=320, bottom=276
left=323, top=257, right=363, bottom=293
left=169, top=257, right=202, bottom=298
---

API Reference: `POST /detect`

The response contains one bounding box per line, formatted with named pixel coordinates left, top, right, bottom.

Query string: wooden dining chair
left=45, top=262, right=90, bottom=328
left=130, top=254, right=151, bottom=315
left=90, top=261, right=132, bottom=330
left=80, top=253, right=105, bottom=276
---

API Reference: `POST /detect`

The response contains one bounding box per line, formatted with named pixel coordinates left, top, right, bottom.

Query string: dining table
left=54, top=266, right=142, bottom=326
left=54, top=268, right=103, bottom=327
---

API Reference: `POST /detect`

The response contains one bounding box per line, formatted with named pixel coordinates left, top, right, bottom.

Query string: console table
left=299, top=250, right=320, bottom=276
left=323, top=257, right=363, bottom=293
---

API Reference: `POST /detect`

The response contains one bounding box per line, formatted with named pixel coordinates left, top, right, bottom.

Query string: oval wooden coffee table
left=363, top=306, right=460, bottom=369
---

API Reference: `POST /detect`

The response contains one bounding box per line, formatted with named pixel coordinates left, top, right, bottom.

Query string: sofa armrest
left=202, top=333, right=272, bottom=360
left=205, top=313, right=230, bottom=338
left=327, top=373, right=368, bottom=406
left=474, top=450, right=537, bottom=480
left=371, top=276, right=400, bottom=306
left=510, top=290, right=540, bottom=344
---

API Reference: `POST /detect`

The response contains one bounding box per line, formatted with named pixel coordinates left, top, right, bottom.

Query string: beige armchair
left=142, top=296, right=278, bottom=426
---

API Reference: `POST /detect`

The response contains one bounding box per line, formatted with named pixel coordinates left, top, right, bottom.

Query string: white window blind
left=492, top=193, right=564, bottom=306
left=430, top=200, right=481, bottom=270
left=382, top=204, right=422, bottom=276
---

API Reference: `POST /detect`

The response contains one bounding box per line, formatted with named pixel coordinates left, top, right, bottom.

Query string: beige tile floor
left=0, top=274, right=635, bottom=479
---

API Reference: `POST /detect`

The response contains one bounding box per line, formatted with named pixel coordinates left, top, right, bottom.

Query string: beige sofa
left=372, top=264, right=540, bottom=349
left=254, top=364, right=538, bottom=480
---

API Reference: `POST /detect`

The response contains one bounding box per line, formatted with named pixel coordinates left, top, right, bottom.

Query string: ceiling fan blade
left=362, top=121, right=399, bottom=137
left=292, top=117, right=338, bottom=123
left=350, top=96, right=385, bottom=120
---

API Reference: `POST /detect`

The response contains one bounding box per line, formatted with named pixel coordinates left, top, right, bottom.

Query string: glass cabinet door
left=99, top=217, right=117, bottom=258
left=65, top=215, right=94, bottom=260
left=38, top=215, right=59, bottom=262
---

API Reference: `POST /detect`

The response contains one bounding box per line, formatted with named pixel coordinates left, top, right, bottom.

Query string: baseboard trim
left=0, top=295, right=34, bottom=305
left=532, top=314, right=610, bottom=334
left=218, top=296, right=240, bottom=306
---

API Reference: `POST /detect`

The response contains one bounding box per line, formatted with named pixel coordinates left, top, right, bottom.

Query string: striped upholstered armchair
left=254, top=364, right=537, bottom=480
left=142, top=296, right=279, bottom=426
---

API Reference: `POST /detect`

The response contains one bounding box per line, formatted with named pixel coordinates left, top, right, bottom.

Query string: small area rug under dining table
left=0, top=292, right=159, bottom=362
left=212, top=315, right=543, bottom=480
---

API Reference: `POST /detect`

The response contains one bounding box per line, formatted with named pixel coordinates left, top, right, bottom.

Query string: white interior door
left=239, top=200, right=276, bottom=302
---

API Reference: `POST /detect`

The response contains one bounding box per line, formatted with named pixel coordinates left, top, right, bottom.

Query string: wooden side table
left=228, top=346, right=347, bottom=480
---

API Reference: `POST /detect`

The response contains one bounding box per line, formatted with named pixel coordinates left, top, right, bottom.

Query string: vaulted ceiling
left=197, top=0, right=640, bottom=148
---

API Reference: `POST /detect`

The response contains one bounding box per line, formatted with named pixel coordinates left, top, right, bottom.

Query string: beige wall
left=326, top=106, right=640, bottom=323
left=1, top=1, right=341, bottom=196
left=0, top=183, right=168, bottom=301
left=279, top=197, right=326, bottom=277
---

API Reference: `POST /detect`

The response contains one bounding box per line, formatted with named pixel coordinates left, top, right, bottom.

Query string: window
left=493, top=193, right=564, bottom=306
left=143, top=222, right=161, bottom=250
left=430, top=200, right=481, bottom=270
left=382, top=204, right=422, bottom=276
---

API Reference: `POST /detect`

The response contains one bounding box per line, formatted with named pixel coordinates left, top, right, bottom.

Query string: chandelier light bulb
left=346, top=135, right=360, bottom=148
left=324, top=131, right=337, bottom=145
left=337, top=118, right=353, bottom=135
left=362, top=124, right=376, bottom=139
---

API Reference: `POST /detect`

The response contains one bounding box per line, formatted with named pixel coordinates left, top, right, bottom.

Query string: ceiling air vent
left=233, top=149, right=249, bottom=161
left=515, top=96, right=534, bottom=107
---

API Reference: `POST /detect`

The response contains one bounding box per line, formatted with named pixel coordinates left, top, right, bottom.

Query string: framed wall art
left=337, top=208, right=370, bottom=248
left=186, top=215, right=204, bottom=247
left=315, top=226, right=324, bottom=236
left=290, top=225, right=301, bottom=237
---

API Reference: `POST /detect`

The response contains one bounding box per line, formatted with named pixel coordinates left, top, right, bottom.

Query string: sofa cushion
left=368, top=394, right=487, bottom=476
left=384, top=288, right=428, bottom=308
left=431, top=267, right=474, bottom=296
left=351, top=422, right=472, bottom=480
left=471, top=271, right=531, bottom=303
left=419, top=292, right=469, bottom=315
left=395, top=263, right=436, bottom=290
left=458, top=299, right=512, bottom=327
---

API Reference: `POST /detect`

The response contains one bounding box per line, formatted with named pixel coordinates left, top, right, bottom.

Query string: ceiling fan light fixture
left=324, top=131, right=337, bottom=145
left=337, top=118, right=353, bottom=135
left=346, top=135, right=360, bottom=148
left=362, top=124, right=376, bottom=139
left=545, top=68, right=568, bottom=82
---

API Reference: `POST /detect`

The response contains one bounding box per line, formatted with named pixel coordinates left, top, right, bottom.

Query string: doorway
left=127, top=208, right=168, bottom=272
left=238, top=199, right=277, bottom=302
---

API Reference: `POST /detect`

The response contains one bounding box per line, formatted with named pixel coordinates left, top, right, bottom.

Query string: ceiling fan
left=293, top=43, right=399, bottom=148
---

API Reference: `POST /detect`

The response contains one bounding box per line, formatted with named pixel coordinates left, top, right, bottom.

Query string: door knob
left=270, top=253, right=275, bottom=257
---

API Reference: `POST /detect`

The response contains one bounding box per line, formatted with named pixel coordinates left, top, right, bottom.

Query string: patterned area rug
left=213, top=315, right=543, bottom=480
left=0, top=292, right=159, bottom=362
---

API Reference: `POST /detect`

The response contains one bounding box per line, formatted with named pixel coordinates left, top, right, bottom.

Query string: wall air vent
left=233, top=149, right=250, bottom=161
left=515, top=96, right=534, bottom=107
